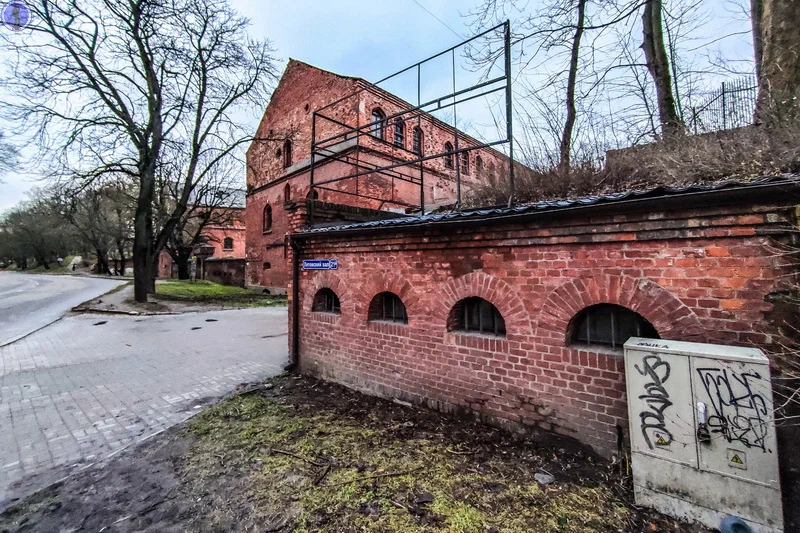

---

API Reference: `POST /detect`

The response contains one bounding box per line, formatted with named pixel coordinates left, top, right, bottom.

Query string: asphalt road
left=0, top=273, right=126, bottom=347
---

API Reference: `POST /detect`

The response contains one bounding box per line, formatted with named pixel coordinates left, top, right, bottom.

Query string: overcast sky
left=0, top=0, right=753, bottom=213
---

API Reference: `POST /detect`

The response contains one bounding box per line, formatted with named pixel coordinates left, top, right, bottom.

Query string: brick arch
left=535, top=275, right=703, bottom=342
left=430, top=272, right=533, bottom=336
left=303, top=271, right=351, bottom=314
left=355, top=272, right=420, bottom=323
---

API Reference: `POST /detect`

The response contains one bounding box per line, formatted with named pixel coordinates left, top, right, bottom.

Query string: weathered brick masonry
left=289, top=179, right=800, bottom=455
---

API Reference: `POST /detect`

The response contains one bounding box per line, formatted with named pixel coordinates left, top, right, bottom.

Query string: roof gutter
left=293, top=179, right=800, bottom=240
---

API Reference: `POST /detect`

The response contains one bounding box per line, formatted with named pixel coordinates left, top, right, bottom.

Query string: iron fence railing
left=688, top=76, right=757, bottom=134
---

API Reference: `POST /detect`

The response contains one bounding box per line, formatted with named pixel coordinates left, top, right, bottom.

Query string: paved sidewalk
left=0, top=307, right=288, bottom=508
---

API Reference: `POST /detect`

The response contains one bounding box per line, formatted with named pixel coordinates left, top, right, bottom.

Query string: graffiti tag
left=635, top=354, right=674, bottom=450
left=696, top=367, right=769, bottom=451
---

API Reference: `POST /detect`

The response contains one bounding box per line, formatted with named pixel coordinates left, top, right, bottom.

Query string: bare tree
left=156, top=150, right=242, bottom=279
left=1, top=0, right=279, bottom=302
left=641, top=0, right=684, bottom=139
left=0, top=131, right=17, bottom=179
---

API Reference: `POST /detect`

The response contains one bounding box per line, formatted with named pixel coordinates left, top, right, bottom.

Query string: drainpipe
left=285, top=235, right=302, bottom=372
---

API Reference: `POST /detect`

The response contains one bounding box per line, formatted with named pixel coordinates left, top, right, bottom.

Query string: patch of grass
left=155, top=279, right=286, bottom=307
left=182, top=391, right=630, bottom=533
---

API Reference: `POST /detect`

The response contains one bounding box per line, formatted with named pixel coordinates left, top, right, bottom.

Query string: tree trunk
left=754, top=0, right=800, bottom=125
left=641, top=0, right=684, bottom=140
left=176, top=247, right=192, bottom=280
left=95, top=249, right=110, bottom=274
left=558, top=0, right=587, bottom=174
left=751, top=0, right=764, bottom=83
left=132, top=202, right=151, bottom=301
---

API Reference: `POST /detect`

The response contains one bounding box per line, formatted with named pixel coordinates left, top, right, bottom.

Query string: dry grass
left=465, top=119, right=800, bottom=207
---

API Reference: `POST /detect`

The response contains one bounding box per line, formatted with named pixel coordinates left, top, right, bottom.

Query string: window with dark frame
left=284, top=183, right=291, bottom=203
left=444, top=141, right=454, bottom=168
left=475, top=155, right=483, bottom=172
left=283, top=139, right=292, bottom=168
left=412, top=127, right=423, bottom=155
left=371, top=108, right=386, bottom=139
left=262, top=205, right=272, bottom=232
left=368, top=292, right=408, bottom=324
left=571, top=304, right=658, bottom=350
left=312, top=288, right=341, bottom=314
left=393, top=118, right=405, bottom=147
left=222, top=237, right=233, bottom=251
left=460, top=150, right=470, bottom=174
left=453, top=297, right=506, bottom=337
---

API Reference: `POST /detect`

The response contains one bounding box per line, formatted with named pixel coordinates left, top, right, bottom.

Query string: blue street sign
left=302, top=259, right=338, bottom=270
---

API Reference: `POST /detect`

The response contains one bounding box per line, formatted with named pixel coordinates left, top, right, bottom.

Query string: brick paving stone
left=0, top=307, right=288, bottom=508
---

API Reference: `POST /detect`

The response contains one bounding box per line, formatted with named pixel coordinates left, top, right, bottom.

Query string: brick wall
left=203, top=258, right=246, bottom=287
left=291, top=198, right=797, bottom=455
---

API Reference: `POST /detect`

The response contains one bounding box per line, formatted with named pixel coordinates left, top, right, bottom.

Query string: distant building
left=156, top=190, right=246, bottom=279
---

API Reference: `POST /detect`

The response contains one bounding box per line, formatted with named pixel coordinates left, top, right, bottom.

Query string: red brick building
left=245, top=60, right=514, bottom=291
left=156, top=203, right=246, bottom=279
left=287, top=177, right=799, bottom=456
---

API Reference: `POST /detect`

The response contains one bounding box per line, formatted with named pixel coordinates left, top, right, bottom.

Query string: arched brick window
left=312, top=288, right=341, bottom=314
left=570, top=304, right=658, bottom=351
left=393, top=118, right=405, bottom=147
left=284, top=183, right=291, bottom=203
left=222, top=237, right=234, bottom=251
left=368, top=292, right=408, bottom=324
left=444, top=141, right=454, bottom=168
left=371, top=108, right=386, bottom=139
left=476, top=155, right=483, bottom=172
left=460, top=150, right=470, bottom=174
left=448, top=297, right=506, bottom=337
left=283, top=139, right=292, bottom=168
left=262, top=205, right=272, bottom=233
left=307, top=189, right=319, bottom=200
left=412, top=127, right=423, bottom=155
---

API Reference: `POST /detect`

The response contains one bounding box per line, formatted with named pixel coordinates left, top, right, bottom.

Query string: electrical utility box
left=624, top=338, right=783, bottom=533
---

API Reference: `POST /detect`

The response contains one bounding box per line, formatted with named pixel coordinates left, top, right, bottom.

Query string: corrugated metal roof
left=300, top=175, right=800, bottom=235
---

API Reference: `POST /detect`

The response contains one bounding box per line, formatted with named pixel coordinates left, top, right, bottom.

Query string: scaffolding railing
left=308, top=21, right=514, bottom=224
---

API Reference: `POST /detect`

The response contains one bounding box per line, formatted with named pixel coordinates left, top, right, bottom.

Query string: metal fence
left=688, top=76, right=757, bottom=134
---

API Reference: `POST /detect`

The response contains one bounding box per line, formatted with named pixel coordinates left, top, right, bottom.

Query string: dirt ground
left=0, top=375, right=708, bottom=533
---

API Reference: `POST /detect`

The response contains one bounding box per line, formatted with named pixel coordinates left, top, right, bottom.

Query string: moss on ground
left=182, top=390, right=630, bottom=533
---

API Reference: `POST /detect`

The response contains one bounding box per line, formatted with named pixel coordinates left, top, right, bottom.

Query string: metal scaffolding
left=308, top=21, right=515, bottom=224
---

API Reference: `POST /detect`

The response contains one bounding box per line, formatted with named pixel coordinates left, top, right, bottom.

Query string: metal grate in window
left=312, top=288, right=341, bottom=314
left=573, top=304, right=658, bottom=350
left=456, top=297, right=505, bottom=336
left=369, top=292, right=408, bottom=324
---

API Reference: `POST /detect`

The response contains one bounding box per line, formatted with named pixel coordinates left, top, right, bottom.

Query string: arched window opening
left=368, top=292, right=408, bottom=324
left=371, top=108, right=386, bottom=139
left=412, top=127, right=423, bottom=155
left=262, top=205, right=272, bottom=233
left=460, top=150, right=470, bottom=174
left=393, top=118, right=405, bottom=147
left=284, top=183, right=291, bottom=203
left=222, top=237, right=234, bottom=251
left=312, top=288, right=341, bottom=314
left=283, top=139, right=292, bottom=168
left=263, top=262, right=271, bottom=270
left=444, top=141, right=454, bottom=168
left=570, top=304, right=658, bottom=350
left=476, top=155, right=483, bottom=172
left=307, top=189, right=319, bottom=200
left=449, top=297, right=506, bottom=337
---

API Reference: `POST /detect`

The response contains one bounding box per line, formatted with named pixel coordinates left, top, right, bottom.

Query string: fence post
left=721, top=82, right=727, bottom=130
